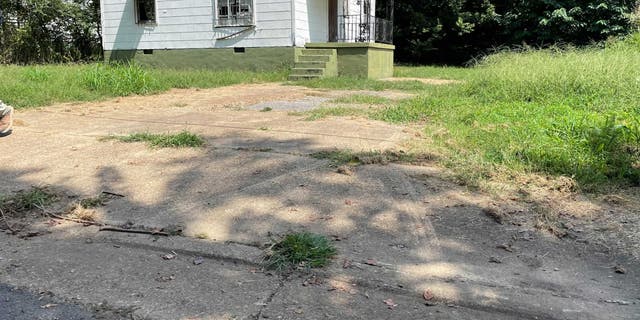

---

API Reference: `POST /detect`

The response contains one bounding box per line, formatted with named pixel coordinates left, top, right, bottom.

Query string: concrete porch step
left=294, top=61, right=328, bottom=69
left=297, top=55, right=332, bottom=62
left=299, top=49, right=335, bottom=56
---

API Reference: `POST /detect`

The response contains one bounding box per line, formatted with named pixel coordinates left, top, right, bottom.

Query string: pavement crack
left=254, top=278, right=286, bottom=320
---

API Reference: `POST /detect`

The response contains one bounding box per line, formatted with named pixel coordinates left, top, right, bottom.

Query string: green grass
left=0, top=63, right=287, bottom=109
left=303, top=106, right=366, bottom=121
left=375, top=38, right=640, bottom=190
left=394, top=65, right=476, bottom=80
left=265, top=232, right=337, bottom=272
left=0, top=186, right=57, bottom=216
left=330, top=94, right=392, bottom=105
left=104, top=131, right=205, bottom=148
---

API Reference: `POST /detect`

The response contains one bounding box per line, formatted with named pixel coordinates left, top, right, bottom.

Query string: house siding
left=101, top=0, right=294, bottom=50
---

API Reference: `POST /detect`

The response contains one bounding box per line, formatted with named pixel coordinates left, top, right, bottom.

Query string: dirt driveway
left=1, top=83, right=639, bottom=319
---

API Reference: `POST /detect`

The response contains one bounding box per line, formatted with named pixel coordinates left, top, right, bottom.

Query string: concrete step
left=300, top=49, right=335, bottom=56
left=288, top=74, right=322, bottom=81
left=297, top=55, right=332, bottom=62
left=290, top=68, right=325, bottom=76
left=294, top=61, right=327, bottom=69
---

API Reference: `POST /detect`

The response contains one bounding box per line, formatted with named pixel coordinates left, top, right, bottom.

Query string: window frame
left=215, top=0, right=255, bottom=28
left=135, top=0, right=157, bottom=25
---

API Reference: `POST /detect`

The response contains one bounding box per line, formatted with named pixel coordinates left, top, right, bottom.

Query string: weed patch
left=0, top=186, right=58, bottom=217
left=304, top=107, right=366, bottom=121
left=104, top=131, right=205, bottom=148
left=264, top=233, right=337, bottom=272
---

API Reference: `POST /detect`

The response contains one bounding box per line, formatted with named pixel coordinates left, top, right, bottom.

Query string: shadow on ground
left=1, top=130, right=639, bottom=320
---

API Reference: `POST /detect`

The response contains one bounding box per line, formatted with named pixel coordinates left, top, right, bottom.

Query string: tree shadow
left=1, top=132, right=639, bottom=320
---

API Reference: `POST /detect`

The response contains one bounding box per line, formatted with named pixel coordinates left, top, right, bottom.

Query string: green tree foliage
left=0, top=0, right=101, bottom=64
left=394, top=0, right=638, bottom=64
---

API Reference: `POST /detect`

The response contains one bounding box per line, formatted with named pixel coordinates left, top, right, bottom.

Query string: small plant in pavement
left=265, top=232, right=337, bottom=272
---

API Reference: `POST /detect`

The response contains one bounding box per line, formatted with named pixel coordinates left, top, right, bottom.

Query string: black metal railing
left=337, top=15, right=393, bottom=44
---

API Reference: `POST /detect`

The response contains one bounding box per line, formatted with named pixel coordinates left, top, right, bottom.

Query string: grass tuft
left=0, top=186, right=57, bottom=217
left=104, top=131, right=205, bottom=148
left=265, top=232, right=337, bottom=272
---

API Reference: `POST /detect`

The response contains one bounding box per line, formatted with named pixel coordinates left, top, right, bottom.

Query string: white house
left=100, top=0, right=395, bottom=78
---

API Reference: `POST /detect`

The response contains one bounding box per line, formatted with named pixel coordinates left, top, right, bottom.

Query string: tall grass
left=0, top=63, right=287, bottom=109
left=378, top=39, right=640, bottom=189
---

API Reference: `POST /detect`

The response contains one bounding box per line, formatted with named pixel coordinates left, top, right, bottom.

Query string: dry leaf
left=40, top=303, right=58, bottom=309
left=364, top=259, right=378, bottom=266
left=193, top=256, right=204, bottom=265
left=162, top=251, right=177, bottom=260
left=614, top=265, right=626, bottom=274
left=422, top=289, right=434, bottom=301
left=383, top=298, right=398, bottom=309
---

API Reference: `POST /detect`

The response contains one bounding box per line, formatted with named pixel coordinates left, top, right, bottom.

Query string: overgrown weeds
left=264, top=233, right=337, bottom=272
left=380, top=39, right=640, bottom=190
left=103, top=131, right=205, bottom=148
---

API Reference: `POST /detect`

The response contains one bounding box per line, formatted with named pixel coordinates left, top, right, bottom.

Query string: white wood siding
left=101, top=0, right=294, bottom=50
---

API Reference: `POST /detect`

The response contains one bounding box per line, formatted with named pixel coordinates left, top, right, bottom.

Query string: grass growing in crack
left=104, top=131, right=205, bottom=148
left=0, top=187, right=57, bottom=217
left=79, top=194, right=109, bottom=209
left=310, top=149, right=427, bottom=166
left=265, top=233, right=337, bottom=272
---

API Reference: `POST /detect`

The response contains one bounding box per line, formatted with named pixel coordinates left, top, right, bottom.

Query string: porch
left=290, top=0, right=395, bottom=80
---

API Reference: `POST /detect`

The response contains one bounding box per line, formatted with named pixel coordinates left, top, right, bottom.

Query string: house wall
left=294, top=0, right=328, bottom=45
left=101, top=0, right=294, bottom=50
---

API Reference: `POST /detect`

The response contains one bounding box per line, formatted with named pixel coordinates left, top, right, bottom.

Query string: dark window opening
left=143, top=49, right=154, bottom=54
left=234, top=47, right=245, bottom=53
left=136, top=0, right=156, bottom=24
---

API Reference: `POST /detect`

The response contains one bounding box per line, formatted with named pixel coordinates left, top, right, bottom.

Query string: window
left=216, top=0, right=254, bottom=27
left=135, top=0, right=156, bottom=24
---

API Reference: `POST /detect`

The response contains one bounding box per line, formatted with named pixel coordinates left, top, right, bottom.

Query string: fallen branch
left=35, top=204, right=103, bottom=226
left=98, top=227, right=169, bottom=236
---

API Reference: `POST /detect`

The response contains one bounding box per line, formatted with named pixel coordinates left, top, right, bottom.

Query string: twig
left=101, top=191, right=125, bottom=198
left=98, top=227, right=169, bottom=236
left=0, top=207, right=16, bottom=233
left=35, top=204, right=103, bottom=226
